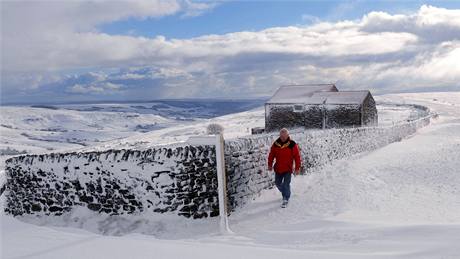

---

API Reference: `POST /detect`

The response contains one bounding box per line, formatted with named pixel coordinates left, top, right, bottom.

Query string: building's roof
left=266, top=84, right=338, bottom=104
left=312, top=91, right=370, bottom=105
left=266, top=83, right=370, bottom=105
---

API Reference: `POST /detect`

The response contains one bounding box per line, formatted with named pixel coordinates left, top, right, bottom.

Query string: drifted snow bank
left=3, top=103, right=432, bottom=222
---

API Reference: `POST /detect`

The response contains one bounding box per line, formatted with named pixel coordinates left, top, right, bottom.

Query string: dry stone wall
left=4, top=145, right=219, bottom=219
left=3, top=104, right=432, bottom=218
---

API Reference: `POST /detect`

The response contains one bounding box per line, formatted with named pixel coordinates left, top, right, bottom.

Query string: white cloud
left=360, top=5, right=460, bottom=43
left=67, top=82, right=123, bottom=95
left=371, top=41, right=460, bottom=89
left=1, top=4, right=459, bottom=103
left=180, top=0, right=218, bottom=18
left=301, top=14, right=321, bottom=24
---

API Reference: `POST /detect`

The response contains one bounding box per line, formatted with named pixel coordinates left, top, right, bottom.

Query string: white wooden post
left=215, top=134, right=232, bottom=234
left=187, top=133, right=232, bottom=234
left=322, top=101, right=327, bottom=129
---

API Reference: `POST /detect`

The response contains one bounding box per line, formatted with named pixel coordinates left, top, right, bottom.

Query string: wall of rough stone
left=303, top=105, right=324, bottom=128
left=362, top=94, right=378, bottom=125
left=4, top=145, right=219, bottom=219
left=4, top=104, right=432, bottom=218
left=265, top=94, right=379, bottom=132
left=265, top=104, right=305, bottom=131
left=225, top=136, right=275, bottom=211
left=325, top=104, right=361, bottom=128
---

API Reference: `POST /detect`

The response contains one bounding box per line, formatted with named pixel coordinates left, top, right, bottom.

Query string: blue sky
left=1, top=1, right=459, bottom=104
left=98, top=1, right=460, bottom=39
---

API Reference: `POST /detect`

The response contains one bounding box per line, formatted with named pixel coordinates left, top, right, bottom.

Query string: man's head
left=279, top=128, right=289, bottom=142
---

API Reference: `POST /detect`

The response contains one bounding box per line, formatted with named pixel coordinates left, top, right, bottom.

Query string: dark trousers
left=275, top=172, right=291, bottom=201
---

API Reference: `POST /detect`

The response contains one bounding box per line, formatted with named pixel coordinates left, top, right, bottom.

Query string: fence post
left=215, top=133, right=231, bottom=234
left=187, top=134, right=232, bottom=234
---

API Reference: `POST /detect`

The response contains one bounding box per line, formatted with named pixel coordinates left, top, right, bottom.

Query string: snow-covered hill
left=0, top=98, right=422, bottom=160
left=0, top=99, right=263, bottom=165
left=0, top=105, right=176, bottom=153
left=1, top=92, right=459, bottom=258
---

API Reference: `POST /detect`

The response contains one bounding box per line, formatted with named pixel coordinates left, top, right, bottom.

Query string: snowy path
left=223, top=115, right=460, bottom=258
left=1, top=92, right=460, bottom=258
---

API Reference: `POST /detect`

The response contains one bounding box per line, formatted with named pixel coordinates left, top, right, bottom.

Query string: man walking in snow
left=267, top=128, right=301, bottom=208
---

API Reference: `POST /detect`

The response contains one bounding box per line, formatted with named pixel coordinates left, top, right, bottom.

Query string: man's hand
left=294, top=169, right=300, bottom=175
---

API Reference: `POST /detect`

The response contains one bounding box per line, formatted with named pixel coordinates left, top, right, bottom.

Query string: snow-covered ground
left=1, top=92, right=459, bottom=258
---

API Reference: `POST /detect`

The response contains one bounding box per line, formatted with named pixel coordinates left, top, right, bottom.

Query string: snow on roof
left=267, top=84, right=370, bottom=105
left=312, top=91, right=370, bottom=105
left=266, top=84, right=338, bottom=104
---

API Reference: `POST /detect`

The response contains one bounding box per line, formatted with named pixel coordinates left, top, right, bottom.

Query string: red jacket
left=268, top=137, right=301, bottom=174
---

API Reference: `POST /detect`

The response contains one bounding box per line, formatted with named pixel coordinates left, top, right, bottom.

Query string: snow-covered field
left=0, top=99, right=263, bottom=166
left=1, top=92, right=459, bottom=258
left=0, top=105, right=176, bottom=154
